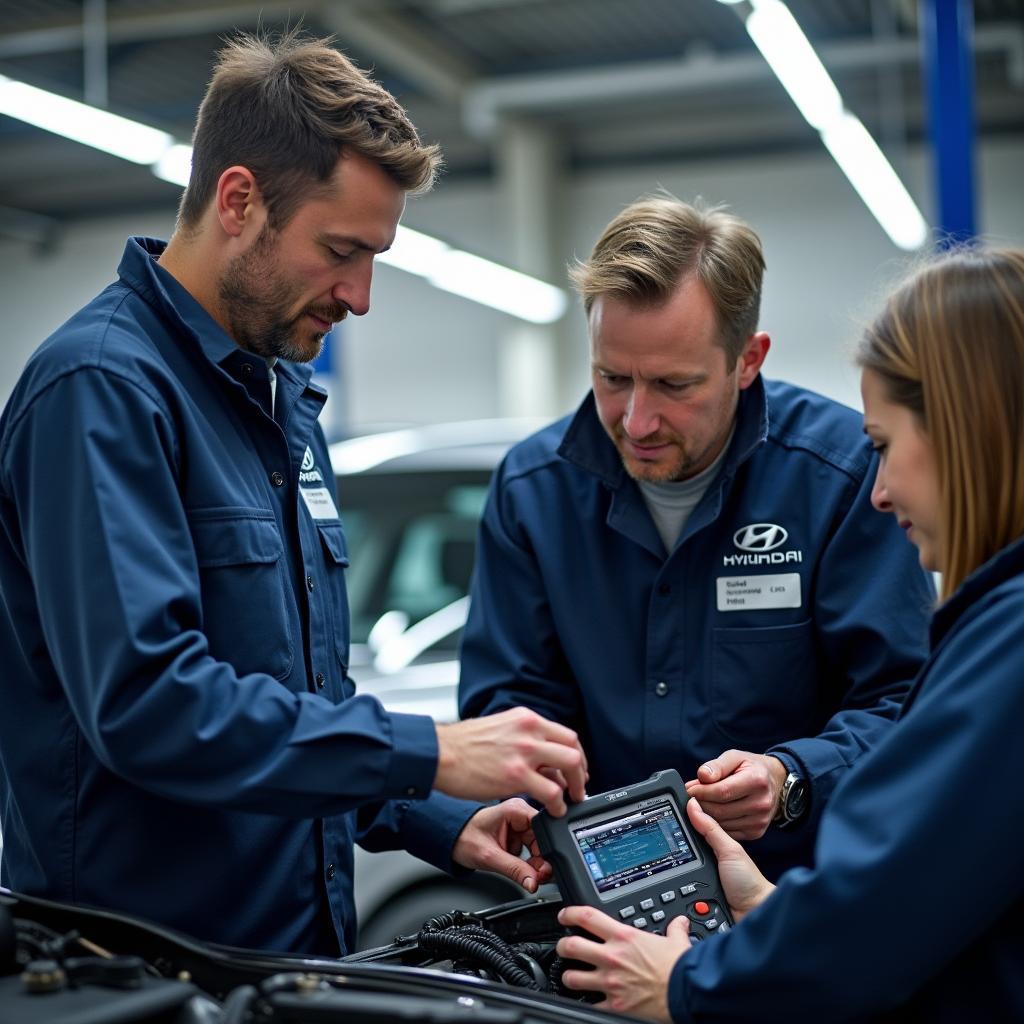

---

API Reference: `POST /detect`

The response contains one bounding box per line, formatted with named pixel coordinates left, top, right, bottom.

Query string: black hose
left=220, top=984, right=260, bottom=1024
left=419, top=910, right=484, bottom=933
left=417, top=930, right=540, bottom=990
left=548, top=955, right=568, bottom=994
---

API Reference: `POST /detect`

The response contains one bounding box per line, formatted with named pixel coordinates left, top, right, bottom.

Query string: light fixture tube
left=0, top=71, right=569, bottom=323
left=743, top=0, right=929, bottom=250
left=379, top=227, right=568, bottom=324
left=152, top=144, right=194, bottom=186
left=821, top=113, right=928, bottom=250
left=745, top=0, right=842, bottom=130
left=0, top=73, right=173, bottom=164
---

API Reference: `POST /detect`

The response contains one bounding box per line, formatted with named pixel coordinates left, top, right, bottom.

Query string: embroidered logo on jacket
left=733, top=523, right=788, bottom=552
left=724, top=523, right=803, bottom=566
left=299, top=446, right=324, bottom=485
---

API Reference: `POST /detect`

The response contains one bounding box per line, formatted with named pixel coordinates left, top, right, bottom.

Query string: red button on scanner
left=694, top=901, right=710, bottom=916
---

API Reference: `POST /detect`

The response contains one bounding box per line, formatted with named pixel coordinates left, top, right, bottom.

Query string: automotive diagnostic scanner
left=534, top=770, right=734, bottom=941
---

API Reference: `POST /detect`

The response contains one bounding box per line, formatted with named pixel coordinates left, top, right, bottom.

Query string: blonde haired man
left=460, top=196, right=932, bottom=882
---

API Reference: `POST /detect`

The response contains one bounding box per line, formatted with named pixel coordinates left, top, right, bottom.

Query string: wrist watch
left=774, top=770, right=808, bottom=827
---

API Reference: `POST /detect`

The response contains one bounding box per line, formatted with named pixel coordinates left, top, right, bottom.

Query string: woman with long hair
left=556, top=247, right=1024, bottom=1022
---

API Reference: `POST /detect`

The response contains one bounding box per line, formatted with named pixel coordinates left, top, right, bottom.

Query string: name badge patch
left=300, top=486, right=339, bottom=521
left=716, top=573, right=801, bottom=612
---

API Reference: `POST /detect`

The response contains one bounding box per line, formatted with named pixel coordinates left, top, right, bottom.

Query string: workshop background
left=1, top=0, right=1021, bottom=433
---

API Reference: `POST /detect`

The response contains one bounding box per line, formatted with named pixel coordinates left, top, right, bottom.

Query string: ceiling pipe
left=463, top=23, right=1023, bottom=136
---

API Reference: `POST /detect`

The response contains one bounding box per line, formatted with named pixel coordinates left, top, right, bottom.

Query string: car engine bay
left=1, top=888, right=626, bottom=1024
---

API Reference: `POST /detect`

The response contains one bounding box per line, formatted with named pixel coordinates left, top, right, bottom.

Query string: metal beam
left=0, top=3, right=307, bottom=59
left=464, top=22, right=1023, bottom=136
left=82, top=0, right=108, bottom=109
left=0, top=205, right=62, bottom=251
left=0, top=1, right=473, bottom=104
left=320, top=5, right=473, bottom=101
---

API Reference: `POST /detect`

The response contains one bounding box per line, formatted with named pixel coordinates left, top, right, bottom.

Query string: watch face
left=785, top=780, right=808, bottom=820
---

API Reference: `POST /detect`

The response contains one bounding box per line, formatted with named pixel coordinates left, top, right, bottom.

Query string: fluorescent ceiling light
left=377, top=226, right=451, bottom=277
left=427, top=250, right=568, bottom=324
left=745, top=1, right=842, bottom=130
left=153, top=144, right=193, bottom=187
left=0, top=74, right=173, bottom=164
left=742, top=0, right=928, bottom=250
left=822, top=113, right=928, bottom=250
left=380, top=227, right=569, bottom=324
left=0, top=70, right=569, bottom=323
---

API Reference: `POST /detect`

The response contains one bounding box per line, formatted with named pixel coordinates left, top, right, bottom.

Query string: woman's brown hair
left=858, top=247, right=1024, bottom=600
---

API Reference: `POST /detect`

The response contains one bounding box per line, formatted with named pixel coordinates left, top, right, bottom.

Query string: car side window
left=339, top=477, right=489, bottom=650
left=385, top=514, right=478, bottom=621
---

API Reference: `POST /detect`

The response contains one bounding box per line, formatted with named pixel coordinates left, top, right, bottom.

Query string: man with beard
left=459, top=196, right=933, bottom=881
left=0, top=32, right=586, bottom=956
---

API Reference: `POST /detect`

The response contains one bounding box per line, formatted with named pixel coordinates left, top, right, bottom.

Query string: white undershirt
left=637, top=427, right=734, bottom=554
left=265, top=357, right=278, bottom=415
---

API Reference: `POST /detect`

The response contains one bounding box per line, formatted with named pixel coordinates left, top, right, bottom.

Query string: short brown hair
left=178, top=30, right=442, bottom=230
left=858, top=247, right=1024, bottom=600
left=570, top=195, right=765, bottom=366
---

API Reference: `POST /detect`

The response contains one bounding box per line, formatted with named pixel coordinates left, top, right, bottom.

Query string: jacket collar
left=557, top=373, right=770, bottom=487
left=930, top=533, right=1024, bottom=646
left=115, top=235, right=315, bottom=391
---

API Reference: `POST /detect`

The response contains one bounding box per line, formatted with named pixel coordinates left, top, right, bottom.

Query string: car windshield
left=336, top=469, right=492, bottom=649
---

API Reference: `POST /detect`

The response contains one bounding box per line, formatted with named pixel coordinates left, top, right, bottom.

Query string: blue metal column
left=921, top=0, right=977, bottom=246
left=311, top=325, right=346, bottom=440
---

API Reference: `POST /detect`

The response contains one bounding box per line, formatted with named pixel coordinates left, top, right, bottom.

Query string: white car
left=331, top=418, right=547, bottom=949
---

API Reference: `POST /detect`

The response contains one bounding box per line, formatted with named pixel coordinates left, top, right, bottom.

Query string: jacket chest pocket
left=190, top=511, right=293, bottom=680
left=711, top=619, right=816, bottom=748
left=314, top=520, right=352, bottom=681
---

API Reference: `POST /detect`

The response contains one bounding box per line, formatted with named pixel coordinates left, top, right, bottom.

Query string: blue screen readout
left=573, top=802, right=696, bottom=895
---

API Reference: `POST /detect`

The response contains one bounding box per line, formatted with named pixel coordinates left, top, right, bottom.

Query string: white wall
left=2, top=136, right=1022, bottom=427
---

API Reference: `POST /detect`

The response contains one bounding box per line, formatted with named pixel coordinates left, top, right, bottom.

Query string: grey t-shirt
left=637, top=429, right=734, bottom=554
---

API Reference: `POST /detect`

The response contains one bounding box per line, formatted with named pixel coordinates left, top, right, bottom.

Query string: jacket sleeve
left=458, top=458, right=585, bottom=733
left=1, top=367, right=440, bottom=818
left=355, top=792, right=482, bottom=875
left=670, top=588, right=1024, bottom=1023
left=767, top=456, right=934, bottom=824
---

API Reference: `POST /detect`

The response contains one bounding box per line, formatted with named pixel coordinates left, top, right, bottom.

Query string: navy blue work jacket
left=0, top=238, right=477, bottom=955
left=669, top=534, right=1024, bottom=1022
left=460, top=379, right=933, bottom=878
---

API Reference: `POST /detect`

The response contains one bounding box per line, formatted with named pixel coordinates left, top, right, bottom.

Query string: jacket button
left=241, top=363, right=254, bottom=376
left=326, top=863, right=335, bottom=881
left=655, top=681, right=669, bottom=697
left=315, top=673, right=325, bottom=689
left=271, top=471, right=285, bottom=487
left=306, top=575, right=315, bottom=592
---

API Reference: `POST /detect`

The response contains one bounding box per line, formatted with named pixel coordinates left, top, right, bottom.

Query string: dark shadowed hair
left=178, top=30, right=441, bottom=230
left=858, top=247, right=1024, bottom=599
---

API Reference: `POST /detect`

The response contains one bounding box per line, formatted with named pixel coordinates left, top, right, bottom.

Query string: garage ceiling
left=1, top=0, right=1022, bottom=237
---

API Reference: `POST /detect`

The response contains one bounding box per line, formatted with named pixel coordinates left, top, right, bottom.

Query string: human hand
left=435, top=707, right=588, bottom=816
left=452, top=798, right=552, bottom=893
left=683, top=749, right=787, bottom=840
left=556, top=905, right=690, bottom=1022
left=685, top=797, right=775, bottom=922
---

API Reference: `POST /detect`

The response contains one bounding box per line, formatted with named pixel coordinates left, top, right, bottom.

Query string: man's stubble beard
left=616, top=437, right=696, bottom=483
left=218, top=226, right=342, bottom=363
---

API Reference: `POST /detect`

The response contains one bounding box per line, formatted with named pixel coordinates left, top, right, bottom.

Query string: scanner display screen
left=571, top=799, right=699, bottom=900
